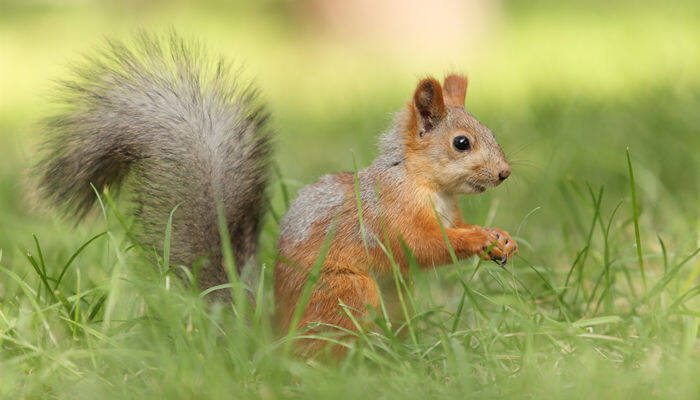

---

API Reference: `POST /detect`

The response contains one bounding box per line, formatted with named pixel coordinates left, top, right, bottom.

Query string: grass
left=0, top=154, right=697, bottom=399
left=0, top=0, right=698, bottom=398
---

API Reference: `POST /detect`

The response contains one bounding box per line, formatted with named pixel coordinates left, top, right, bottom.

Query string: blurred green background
left=1, top=0, right=697, bottom=265
left=0, top=1, right=698, bottom=398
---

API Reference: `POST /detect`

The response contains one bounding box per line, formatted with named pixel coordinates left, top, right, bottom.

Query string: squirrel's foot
left=478, top=227, right=518, bottom=266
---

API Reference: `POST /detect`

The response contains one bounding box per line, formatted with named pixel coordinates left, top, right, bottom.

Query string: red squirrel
left=275, top=75, right=517, bottom=356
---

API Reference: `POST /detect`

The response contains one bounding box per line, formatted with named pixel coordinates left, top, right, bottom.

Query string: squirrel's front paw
left=478, top=227, right=518, bottom=266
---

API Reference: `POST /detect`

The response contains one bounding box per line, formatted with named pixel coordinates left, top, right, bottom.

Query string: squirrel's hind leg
left=294, top=271, right=379, bottom=358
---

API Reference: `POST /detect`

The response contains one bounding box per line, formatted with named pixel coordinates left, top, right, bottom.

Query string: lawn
left=0, top=1, right=698, bottom=398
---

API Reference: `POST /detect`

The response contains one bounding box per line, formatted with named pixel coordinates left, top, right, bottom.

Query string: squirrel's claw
left=497, top=254, right=508, bottom=267
left=480, top=227, right=517, bottom=266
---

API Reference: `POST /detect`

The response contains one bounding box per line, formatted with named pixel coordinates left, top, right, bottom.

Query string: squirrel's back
left=36, top=32, right=271, bottom=291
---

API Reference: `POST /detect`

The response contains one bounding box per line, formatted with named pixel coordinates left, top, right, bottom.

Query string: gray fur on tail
left=36, top=32, right=271, bottom=291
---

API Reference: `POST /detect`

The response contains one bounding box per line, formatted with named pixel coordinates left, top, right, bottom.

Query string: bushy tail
left=36, top=32, right=271, bottom=291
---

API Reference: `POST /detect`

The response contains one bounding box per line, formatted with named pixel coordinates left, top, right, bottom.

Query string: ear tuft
left=413, top=78, right=445, bottom=134
left=443, top=74, right=468, bottom=107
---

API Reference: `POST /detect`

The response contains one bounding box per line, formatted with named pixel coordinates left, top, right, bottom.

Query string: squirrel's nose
left=498, top=167, right=511, bottom=181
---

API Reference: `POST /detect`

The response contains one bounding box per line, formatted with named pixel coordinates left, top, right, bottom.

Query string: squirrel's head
left=401, top=74, right=511, bottom=195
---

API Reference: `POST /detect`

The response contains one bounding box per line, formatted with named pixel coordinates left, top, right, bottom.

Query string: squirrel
left=36, top=33, right=517, bottom=357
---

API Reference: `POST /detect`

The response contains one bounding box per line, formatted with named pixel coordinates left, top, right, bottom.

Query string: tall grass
left=0, top=148, right=697, bottom=399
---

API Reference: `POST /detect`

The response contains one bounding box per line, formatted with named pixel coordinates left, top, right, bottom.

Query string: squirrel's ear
left=412, top=78, right=445, bottom=134
left=443, top=74, right=468, bottom=107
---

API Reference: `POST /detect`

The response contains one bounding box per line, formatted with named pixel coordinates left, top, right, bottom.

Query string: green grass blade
left=162, top=204, right=180, bottom=275
left=272, top=162, right=290, bottom=210
left=646, top=248, right=699, bottom=300
left=55, top=231, right=107, bottom=290
left=282, top=221, right=337, bottom=357
left=216, top=201, right=252, bottom=343
left=626, top=147, right=648, bottom=302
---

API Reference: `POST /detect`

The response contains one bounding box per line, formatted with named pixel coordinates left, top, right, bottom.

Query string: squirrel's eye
left=453, top=135, right=471, bottom=151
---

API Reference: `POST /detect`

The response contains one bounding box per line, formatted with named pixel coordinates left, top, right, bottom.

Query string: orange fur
left=443, top=74, right=468, bottom=107
left=274, top=75, right=517, bottom=358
